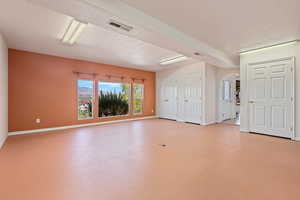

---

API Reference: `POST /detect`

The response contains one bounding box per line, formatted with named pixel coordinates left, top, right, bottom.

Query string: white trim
left=291, top=57, right=295, bottom=140
left=0, top=135, right=8, bottom=149
left=247, top=56, right=295, bottom=66
left=294, top=137, right=300, bottom=142
left=240, top=128, right=250, bottom=133
left=202, top=121, right=216, bottom=126
left=8, top=116, right=158, bottom=136
left=202, top=65, right=207, bottom=124
left=217, top=119, right=223, bottom=123
left=239, top=40, right=299, bottom=55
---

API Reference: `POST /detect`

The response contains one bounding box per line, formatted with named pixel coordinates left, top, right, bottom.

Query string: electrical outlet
left=36, top=118, right=41, bottom=124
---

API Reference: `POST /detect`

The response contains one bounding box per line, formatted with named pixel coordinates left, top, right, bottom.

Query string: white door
left=184, top=76, right=202, bottom=124
left=160, top=80, right=177, bottom=120
left=177, top=75, right=202, bottom=124
left=248, top=58, right=294, bottom=138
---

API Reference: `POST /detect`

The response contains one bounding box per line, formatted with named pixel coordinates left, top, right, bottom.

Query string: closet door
left=184, top=75, right=202, bottom=124
left=160, top=80, right=177, bottom=120
left=176, top=75, right=202, bottom=124
left=248, top=58, right=294, bottom=138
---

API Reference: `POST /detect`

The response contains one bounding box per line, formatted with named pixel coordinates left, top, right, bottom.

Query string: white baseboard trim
left=8, top=116, right=159, bottom=136
left=202, top=121, right=216, bottom=126
left=294, top=137, right=300, bottom=142
left=0, top=134, right=8, bottom=149
left=240, top=128, right=250, bottom=133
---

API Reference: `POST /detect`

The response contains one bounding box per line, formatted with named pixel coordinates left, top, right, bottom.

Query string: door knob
left=249, top=100, right=255, bottom=103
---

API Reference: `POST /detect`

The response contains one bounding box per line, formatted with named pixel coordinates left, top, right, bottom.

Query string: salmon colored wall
left=8, top=49, right=156, bottom=132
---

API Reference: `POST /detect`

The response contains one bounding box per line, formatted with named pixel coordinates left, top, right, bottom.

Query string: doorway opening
left=218, top=73, right=240, bottom=126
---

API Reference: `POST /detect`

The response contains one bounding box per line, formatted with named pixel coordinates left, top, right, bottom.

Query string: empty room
left=1, top=0, right=300, bottom=199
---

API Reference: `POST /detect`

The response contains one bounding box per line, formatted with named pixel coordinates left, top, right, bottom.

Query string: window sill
left=98, top=114, right=130, bottom=119
left=78, top=117, right=94, bottom=121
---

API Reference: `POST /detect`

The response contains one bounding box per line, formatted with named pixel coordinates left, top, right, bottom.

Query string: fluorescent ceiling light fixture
left=62, top=19, right=87, bottom=45
left=239, top=40, right=299, bottom=55
left=160, top=55, right=188, bottom=65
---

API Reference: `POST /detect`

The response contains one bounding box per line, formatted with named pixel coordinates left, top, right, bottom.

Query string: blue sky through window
left=78, top=80, right=93, bottom=88
left=99, top=82, right=123, bottom=94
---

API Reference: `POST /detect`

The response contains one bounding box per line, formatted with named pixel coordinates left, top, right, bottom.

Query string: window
left=98, top=82, right=130, bottom=117
left=223, top=80, right=231, bottom=101
left=77, top=80, right=94, bottom=120
left=133, top=83, right=144, bottom=115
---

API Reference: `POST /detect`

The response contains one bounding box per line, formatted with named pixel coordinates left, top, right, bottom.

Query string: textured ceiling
left=122, top=0, right=300, bottom=55
left=0, top=0, right=198, bottom=71
left=4, top=0, right=294, bottom=70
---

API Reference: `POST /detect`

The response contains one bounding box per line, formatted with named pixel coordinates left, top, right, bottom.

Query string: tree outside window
left=133, top=83, right=144, bottom=115
left=98, top=82, right=130, bottom=117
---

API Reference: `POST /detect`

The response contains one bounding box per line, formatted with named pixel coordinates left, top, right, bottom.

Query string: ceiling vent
left=108, top=20, right=133, bottom=32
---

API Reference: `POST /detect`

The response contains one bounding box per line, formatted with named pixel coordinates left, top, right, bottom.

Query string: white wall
left=240, top=44, right=300, bottom=139
left=203, top=64, right=217, bottom=124
left=0, top=33, right=8, bottom=149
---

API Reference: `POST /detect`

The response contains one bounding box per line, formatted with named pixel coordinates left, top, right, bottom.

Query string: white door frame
left=246, top=57, right=295, bottom=139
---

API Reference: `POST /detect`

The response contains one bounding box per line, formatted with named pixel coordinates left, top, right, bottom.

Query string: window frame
left=77, top=79, right=95, bottom=120
left=97, top=80, right=132, bottom=119
left=132, top=83, right=144, bottom=115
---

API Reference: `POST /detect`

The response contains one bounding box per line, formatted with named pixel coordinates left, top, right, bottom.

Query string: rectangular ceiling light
left=239, top=40, right=299, bottom=55
left=160, top=55, right=188, bottom=65
left=61, top=19, right=87, bottom=45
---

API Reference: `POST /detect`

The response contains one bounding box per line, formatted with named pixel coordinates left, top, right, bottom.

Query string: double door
left=248, top=58, right=294, bottom=138
left=160, top=75, right=202, bottom=124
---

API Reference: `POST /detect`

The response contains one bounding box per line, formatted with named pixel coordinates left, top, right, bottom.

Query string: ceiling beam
left=29, top=0, right=238, bottom=68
